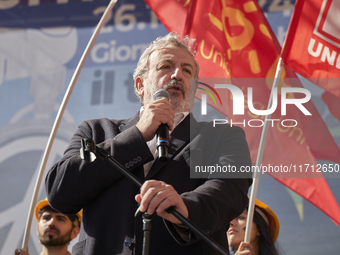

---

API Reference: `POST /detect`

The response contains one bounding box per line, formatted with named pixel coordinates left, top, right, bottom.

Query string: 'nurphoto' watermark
left=190, top=78, right=338, bottom=179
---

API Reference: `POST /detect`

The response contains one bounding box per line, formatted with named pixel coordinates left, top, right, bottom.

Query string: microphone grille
left=153, top=89, right=170, bottom=101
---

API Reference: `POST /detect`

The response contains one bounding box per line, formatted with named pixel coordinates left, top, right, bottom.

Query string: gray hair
left=133, top=32, right=199, bottom=102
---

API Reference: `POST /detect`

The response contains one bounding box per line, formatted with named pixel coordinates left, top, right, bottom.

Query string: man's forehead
left=41, top=210, right=68, bottom=219
left=150, top=46, right=195, bottom=65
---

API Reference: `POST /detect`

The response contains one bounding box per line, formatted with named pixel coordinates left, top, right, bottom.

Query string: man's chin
left=172, top=104, right=190, bottom=113
left=39, top=235, right=71, bottom=246
left=170, top=98, right=189, bottom=111
left=40, top=238, right=71, bottom=247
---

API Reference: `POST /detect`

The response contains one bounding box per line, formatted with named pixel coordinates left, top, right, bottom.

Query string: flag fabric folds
left=281, top=0, right=340, bottom=98
left=322, top=90, right=340, bottom=122
left=144, top=0, right=340, bottom=226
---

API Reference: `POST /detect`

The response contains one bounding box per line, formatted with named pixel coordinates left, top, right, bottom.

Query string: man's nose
left=170, top=66, right=183, bottom=80
left=47, top=217, right=57, bottom=226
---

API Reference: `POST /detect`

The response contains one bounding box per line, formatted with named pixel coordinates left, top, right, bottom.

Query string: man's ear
left=71, top=226, right=80, bottom=240
left=135, top=77, right=144, bottom=97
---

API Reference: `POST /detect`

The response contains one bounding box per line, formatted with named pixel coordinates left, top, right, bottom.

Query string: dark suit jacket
left=45, top=112, right=252, bottom=255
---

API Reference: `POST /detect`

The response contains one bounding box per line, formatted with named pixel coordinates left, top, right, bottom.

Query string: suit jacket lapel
left=146, top=113, right=200, bottom=179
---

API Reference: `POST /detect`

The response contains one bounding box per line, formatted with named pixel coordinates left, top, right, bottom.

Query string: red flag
left=322, top=90, right=340, bottom=122
left=281, top=0, right=340, bottom=98
left=144, top=0, right=340, bottom=226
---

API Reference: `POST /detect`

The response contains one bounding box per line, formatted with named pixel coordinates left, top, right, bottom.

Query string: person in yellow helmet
left=14, top=198, right=82, bottom=255
left=227, top=199, right=280, bottom=255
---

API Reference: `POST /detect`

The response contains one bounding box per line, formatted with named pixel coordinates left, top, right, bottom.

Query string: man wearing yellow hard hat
left=15, top=198, right=82, bottom=255
left=227, top=199, right=280, bottom=255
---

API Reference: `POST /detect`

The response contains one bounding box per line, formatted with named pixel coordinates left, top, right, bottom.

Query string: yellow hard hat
left=253, top=199, right=280, bottom=242
left=35, top=198, right=82, bottom=223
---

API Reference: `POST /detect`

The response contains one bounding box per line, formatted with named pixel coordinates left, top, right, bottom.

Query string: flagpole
left=21, top=0, right=118, bottom=251
left=244, top=57, right=284, bottom=245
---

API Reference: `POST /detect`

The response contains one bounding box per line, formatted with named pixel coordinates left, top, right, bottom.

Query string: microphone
left=153, top=89, right=170, bottom=162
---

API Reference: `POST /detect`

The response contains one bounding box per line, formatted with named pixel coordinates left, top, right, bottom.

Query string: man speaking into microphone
left=45, top=33, right=252, bottom=255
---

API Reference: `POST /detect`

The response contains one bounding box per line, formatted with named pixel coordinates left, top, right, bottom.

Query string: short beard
left=164, top=80, right=190, bottom=112
left=141, top=78, right=193, bottom=112
left=164, top=80, right=186, bottom=99
left=38, top=227, right=73, bottom=247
